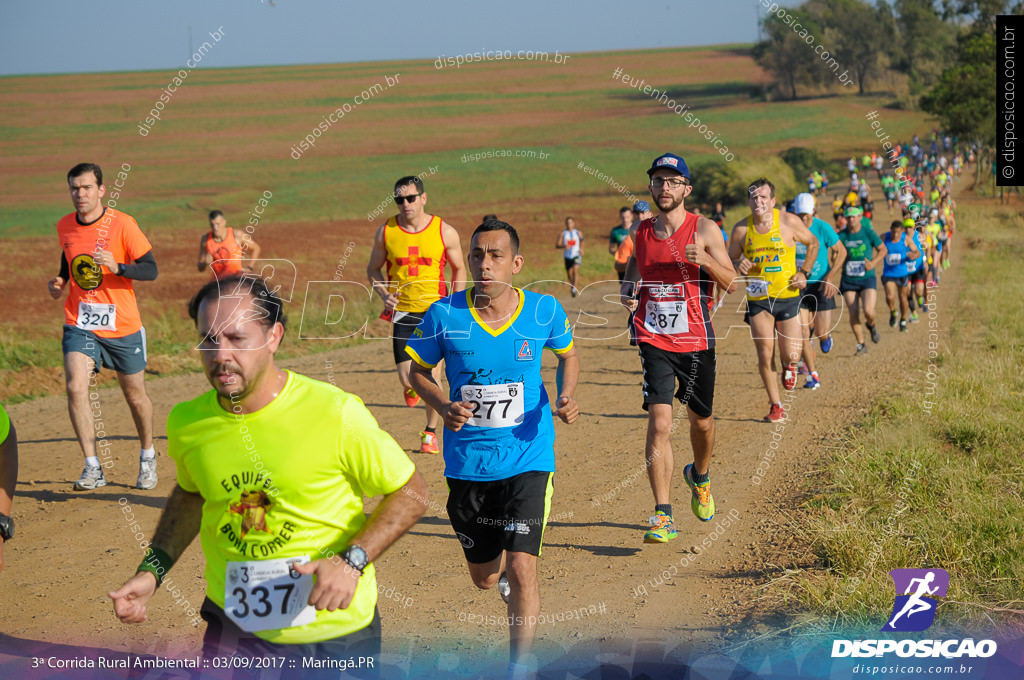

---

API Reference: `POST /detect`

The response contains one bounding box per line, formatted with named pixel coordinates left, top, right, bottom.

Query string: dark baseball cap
left=647, top=153, right=690, bottom=179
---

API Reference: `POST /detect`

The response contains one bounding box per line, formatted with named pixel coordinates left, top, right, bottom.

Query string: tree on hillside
left=825, top=0, right=892, bottom=95
left=940, top=0, right=1024, bottom=31
left=893, top=0, right=957, bottom=92
left=753, top=8, right=829, bottom=99
left=919, top=31, right=996, bottom=145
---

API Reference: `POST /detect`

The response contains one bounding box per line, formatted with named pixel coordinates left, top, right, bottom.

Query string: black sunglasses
left=394, top=193, right=422, bottom=204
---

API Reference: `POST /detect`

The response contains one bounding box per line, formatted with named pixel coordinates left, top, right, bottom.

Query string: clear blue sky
left=0, top=0, right=770, bottom=76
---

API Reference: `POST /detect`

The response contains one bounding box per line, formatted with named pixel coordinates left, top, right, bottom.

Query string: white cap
left=793, top=193, right=816, bottom=215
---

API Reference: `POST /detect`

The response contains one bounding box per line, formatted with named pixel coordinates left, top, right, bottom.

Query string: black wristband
left=117, top=263, right=125, bottom=276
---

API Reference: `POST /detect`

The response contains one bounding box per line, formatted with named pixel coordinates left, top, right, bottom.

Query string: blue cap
left=647, top=153, right=690, bottom=179
left=632, top=200, right=651, bottom=213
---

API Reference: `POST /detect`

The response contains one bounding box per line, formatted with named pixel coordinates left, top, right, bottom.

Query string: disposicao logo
left=883, top=568, right=948, bottom=632
left=831, top=568, right=998, bottom=659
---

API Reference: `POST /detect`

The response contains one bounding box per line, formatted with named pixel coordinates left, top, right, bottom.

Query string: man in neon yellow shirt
left=0, top=404, right=17, bottom=574
left=110, top=274, right=428, bottom=676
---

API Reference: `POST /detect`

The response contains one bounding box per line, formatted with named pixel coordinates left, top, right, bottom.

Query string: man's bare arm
left=442, top=222, right=467, bottom=293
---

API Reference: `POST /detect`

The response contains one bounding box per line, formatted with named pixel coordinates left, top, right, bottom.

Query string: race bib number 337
left=224, top=555, right=315, bottom=633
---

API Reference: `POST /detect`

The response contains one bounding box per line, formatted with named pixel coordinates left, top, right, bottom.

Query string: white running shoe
left=137, top=458, right=158, bottom=490
left=498, top=571, right=511, bottom=604
left=74, top=464, right=107, bottom=491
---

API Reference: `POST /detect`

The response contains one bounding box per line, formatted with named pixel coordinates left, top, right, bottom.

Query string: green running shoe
left=644, top=511, right=677, bottom=543
left=684, top=464, right=715, bottom=522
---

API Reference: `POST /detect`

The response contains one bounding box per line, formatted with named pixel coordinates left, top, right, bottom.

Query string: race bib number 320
left=643, top=300, right=690, bottom=335
left=224, top=555, right=315, bottom=633
left=460, top=382, right=525, bottom=428
left=76, top=301, right=117, bottom=332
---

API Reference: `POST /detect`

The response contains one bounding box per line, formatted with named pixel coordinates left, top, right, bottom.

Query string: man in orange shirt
left=366, top=175, right=466, bottom=454
left=47, top=163, right=160, bottom=491
left=197, top=210, right=261, bottom=279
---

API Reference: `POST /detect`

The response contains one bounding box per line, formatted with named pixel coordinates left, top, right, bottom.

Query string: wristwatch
left=0, top=513, right=14, bottom=541
left=117, top=263, right=126, bottom=276
left=342, top=545, right=368, bottom=574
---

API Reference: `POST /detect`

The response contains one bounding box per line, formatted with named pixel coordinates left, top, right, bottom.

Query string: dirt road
left=0, top=226, right=960, bottom=678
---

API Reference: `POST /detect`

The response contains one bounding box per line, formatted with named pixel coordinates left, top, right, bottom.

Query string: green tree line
left=754, top=0, right=1019, bottom=143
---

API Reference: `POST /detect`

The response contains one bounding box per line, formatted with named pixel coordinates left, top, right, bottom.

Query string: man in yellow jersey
left=729, top=179, right=818, bottom=423
left=366, top=176, right=466, bottom=454
left=47, top=163, right=160, bottom=491
left=0, top=404, right=17, bottom=574
left=198, top=209, right=262, bottom=280
left=109, top=274, right=428, bottom=679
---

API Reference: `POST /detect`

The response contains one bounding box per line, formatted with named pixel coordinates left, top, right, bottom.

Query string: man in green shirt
left=838, top=207, right=887, bottom=355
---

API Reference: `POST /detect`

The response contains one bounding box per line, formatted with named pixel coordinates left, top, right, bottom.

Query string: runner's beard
left=656, top=194, right=683, bottom=213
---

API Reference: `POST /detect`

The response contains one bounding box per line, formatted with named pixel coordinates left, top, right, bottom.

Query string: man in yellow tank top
left=728, top=178, right=818, bottom=424
left=366, top=176, right=466, bottom=454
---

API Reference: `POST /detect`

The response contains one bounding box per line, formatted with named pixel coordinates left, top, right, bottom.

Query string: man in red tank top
left=619, top=154, right=737, bottom=544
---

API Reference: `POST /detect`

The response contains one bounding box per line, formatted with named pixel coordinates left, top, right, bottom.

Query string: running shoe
left=782, top=363, right=799, bottom=391
left=910, top=312, right=919, bottom=323
left=798, top=360, right=809, bottom=376
left=803, top=373, right=820, bottom=390
left=820, top=335, right=834, bottom=354
left=868, top=324, right=881, bottom=344
left=497, top=571, right=511, bottom=604
left=927, top=280, right=937, bottom=288
left=683, top=463, right=715, bottom=522
left=889, top=311, right=898, bottom=328
left=73, top=464, right=107, bottom=491
left=764, top=403, right=787, bottom=423
left=420, top=431, right=439, bottom=454
left=856, top=343, right=868, bottom=355
left=899, top=320, right=908, bottom=332
left=643, top=511, right=677, bottom=543
left=918, top=295, right=926, bottom=308
left=137, top=458, right=158, bottom=490
left=943, top=260, right=950, bottom=270
left=403, top=388, right=421, bottom=407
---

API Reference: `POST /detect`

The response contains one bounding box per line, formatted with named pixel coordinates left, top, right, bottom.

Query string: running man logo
left=515, top=339, right=534, bottom=361
left=882, top=568, right=949, bottom=632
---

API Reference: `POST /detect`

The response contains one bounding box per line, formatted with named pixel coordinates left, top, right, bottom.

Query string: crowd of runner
left=0, top=130, right=968, bottom=680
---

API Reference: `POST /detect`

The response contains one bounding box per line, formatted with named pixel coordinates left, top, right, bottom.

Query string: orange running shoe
left=420, top=430, right=439, bottom=454
left=404, top=388, right=421, bottom=407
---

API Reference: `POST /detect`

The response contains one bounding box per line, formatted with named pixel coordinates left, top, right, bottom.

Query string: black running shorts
left=392, top=311, right=426, bottom=365
left=638, top=344, right=716, bottom=418
left=746, top=295, right=801, bottom=321
left=446, top=471, right=553, bottom=564
left=799, top=281, right=838, bottom=312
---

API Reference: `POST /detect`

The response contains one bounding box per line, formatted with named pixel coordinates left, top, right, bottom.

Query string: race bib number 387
left=460, top=382, right=525, bottom=428
left=224, top=555, right=315, bottom=633
left=643, top=300, right=690, bottom=335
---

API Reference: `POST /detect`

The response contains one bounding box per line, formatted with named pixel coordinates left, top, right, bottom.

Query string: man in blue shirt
left=407, top=219, right=579, bottom=680
left=793, top=194, right=846, bottom=388
left=882, top=219, right=921, bottom=332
